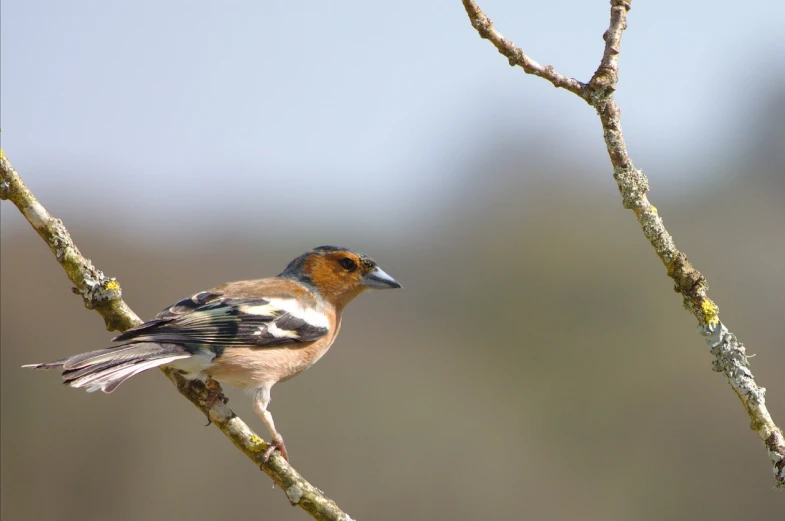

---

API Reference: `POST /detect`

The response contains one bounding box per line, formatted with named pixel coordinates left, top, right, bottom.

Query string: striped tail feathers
left=23, top=342, right=192, bottom=393
left=65, top=354, right=191, bottom=393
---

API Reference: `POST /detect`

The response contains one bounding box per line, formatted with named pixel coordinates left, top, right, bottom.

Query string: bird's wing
left=112, top=290, right=329, bottom=347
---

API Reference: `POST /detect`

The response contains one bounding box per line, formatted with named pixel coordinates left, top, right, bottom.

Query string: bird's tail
left=23, top=343, right=191, bottom=393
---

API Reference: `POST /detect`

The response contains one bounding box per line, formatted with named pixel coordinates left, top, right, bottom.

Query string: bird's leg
left=201, top=376, right=228, bottom=426
left=253, top=387, right=289, bottom=465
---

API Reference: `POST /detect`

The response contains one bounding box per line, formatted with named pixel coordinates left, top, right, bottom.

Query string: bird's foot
left=261, top=437, right=289, bottom=467
left=201, top=377, right=228, bottom=426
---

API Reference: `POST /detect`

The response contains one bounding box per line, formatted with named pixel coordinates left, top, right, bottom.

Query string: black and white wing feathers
left=112, top=291, right=329, bottom=348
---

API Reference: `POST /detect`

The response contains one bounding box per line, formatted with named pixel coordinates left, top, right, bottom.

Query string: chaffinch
left=25, top=246, right=401, bottom=461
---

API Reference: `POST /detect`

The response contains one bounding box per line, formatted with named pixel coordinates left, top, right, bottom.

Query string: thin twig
left=461, top=0, right=785, bottom=488
left=0, top=149, right=354, bottom=519
left=461, top=0, right=586, bottom=96
left=589, top=0, right=630, bottom=96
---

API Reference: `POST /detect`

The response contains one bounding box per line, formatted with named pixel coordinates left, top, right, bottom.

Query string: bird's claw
left=260, top=438, right=289, bottom=467
left=201, top=377, right=228, bottom=426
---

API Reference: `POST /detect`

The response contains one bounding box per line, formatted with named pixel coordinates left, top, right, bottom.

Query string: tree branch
left=462, top=0, right=785, bottom=488
left=0, top=149, right=355, bottom=519
left=461, top=0, right=586, bottom=96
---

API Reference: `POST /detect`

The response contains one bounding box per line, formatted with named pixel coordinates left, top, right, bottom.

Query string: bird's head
left=280, top=246, right=401, bottom=308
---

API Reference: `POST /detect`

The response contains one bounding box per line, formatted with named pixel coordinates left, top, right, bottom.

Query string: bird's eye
left=339, top=258, right=357, bottom=271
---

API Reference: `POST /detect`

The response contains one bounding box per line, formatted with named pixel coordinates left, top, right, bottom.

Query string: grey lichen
left=82, top=274, right=123, bottom=303
left=286, top=485, right=304, bottom=504
left=702, top=323, right=760, bottom=402
left=700, top=322, right=785, bottom=488
left=636, top=209, right=678, bottom=265
left=612, top=166, right=649, bottom=209
left=586, top=88, right=612, bottom=107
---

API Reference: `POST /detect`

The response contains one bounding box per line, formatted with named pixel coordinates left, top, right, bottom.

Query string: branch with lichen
left=462, top=0, right=785, bottom=488
left=0, top=150, right=354, bottom=520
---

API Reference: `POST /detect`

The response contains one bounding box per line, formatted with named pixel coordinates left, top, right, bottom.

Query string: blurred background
left=2, top=1, right=784, bottom=519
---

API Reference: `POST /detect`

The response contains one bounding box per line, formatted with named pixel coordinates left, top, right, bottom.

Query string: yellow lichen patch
left=701, top=299, right=719, bottom=326
left=103, top=280, right=120, bottom=292
left=249, top=435, right=266, bottom=452
left=0, top=148, right=5, bottom=161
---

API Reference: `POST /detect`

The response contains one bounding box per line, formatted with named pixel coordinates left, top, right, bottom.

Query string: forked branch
left=462, top=0, right=785, bottom=488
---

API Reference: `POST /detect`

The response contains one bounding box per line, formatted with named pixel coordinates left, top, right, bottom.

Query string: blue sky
left=2, top=0, right=783, bottom=236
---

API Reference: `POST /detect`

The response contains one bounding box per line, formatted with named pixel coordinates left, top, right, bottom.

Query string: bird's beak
left=362, top=266, right=402, bottom=289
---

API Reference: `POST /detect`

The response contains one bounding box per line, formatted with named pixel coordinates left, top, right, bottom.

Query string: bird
left=24, top=246, right=401, bottom=462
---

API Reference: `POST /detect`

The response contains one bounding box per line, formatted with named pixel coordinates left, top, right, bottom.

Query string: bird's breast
left=204, top=332, right=338, bottom=389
